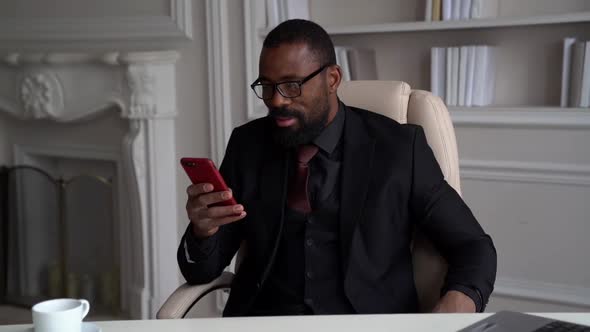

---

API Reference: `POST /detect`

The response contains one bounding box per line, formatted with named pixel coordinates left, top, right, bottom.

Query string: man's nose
left=266, top=87, right=291, bottom=109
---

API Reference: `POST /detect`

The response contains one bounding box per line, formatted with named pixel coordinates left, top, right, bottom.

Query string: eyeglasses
left=250, top=65, right=329, bottom=100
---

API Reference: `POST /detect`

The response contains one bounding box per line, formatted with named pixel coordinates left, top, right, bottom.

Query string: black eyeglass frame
left=250, top=64, right=330, bottom=100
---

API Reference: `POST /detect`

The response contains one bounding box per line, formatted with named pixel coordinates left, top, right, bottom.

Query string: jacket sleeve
left=177, top=129, right=245, bottom=284
left=409, top=126, right=497, bottom=311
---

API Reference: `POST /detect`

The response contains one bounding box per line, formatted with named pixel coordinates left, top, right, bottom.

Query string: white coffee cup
left=32, top=298, right=90, bottom=332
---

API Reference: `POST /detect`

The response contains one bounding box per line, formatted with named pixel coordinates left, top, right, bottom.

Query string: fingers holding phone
left=185, top=183, right=246, bottom=239
left=181, top=158, right=247, bottom=238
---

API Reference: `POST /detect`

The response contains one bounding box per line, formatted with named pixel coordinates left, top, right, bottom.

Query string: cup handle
left=79, top=299, right=90, bottom=319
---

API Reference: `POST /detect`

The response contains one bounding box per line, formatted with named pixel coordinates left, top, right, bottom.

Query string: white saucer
left=82, top=322, right=102, bottom=332
left=27, top=322, right=101, bottom=332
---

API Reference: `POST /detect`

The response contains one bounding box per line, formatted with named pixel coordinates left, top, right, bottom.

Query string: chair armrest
left=156, top=271, right=235, bottom=319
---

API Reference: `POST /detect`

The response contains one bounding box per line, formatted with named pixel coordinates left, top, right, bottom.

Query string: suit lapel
left=339, top=107, right=375, bottom=273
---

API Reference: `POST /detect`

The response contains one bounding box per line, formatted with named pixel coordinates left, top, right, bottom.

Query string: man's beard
left=268, top=101, right=330, bottom=148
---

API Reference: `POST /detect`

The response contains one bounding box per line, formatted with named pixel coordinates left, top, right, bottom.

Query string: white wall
left=228, top=1, right=249, bottom=128
left=456, top=124, right=590, bottom=311
left=172, top=0, right=218, bottom=317
left=174, top=0, right=212, bottom=235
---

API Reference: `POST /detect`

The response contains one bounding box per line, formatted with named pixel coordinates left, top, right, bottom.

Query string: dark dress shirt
left=250, top=102, right=356, bottom=315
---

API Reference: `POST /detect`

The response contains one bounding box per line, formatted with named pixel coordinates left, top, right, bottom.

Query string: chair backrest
left=338, top=80, right=459, bottom=312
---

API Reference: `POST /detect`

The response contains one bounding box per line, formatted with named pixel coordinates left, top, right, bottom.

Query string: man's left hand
left=431, top=290, right=476, bottom=313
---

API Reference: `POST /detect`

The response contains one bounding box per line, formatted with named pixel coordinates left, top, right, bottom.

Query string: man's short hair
left=263, top=19, right=337, bottom=66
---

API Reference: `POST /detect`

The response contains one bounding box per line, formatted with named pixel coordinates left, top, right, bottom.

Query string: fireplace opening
left=0, top=156, right=127, bottom=319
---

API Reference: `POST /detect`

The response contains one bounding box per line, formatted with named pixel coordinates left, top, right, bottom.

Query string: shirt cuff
left=445, top=284, right=484, bottom=312
left=183, top=225, right=218, bottom=262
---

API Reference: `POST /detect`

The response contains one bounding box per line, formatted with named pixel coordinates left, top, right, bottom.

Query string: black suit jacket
left=179, top=104, right=497, bottom=316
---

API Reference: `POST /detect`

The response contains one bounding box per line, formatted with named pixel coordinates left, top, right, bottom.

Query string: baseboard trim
left=494, top=277, right=590, bottom=308
left=450, top=108, right=590, bottom=129
left=461, top=159, right=590, bottom=187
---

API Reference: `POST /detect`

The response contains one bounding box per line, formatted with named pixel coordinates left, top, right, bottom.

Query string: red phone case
left=180, top=157, right=237, bottom=206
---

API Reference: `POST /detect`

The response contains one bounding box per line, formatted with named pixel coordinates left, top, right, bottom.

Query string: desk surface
left=1, top=313, right=589, bottom=332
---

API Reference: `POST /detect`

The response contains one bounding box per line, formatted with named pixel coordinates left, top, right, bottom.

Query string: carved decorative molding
left=0, top=51, right=180, bottom=123
left=131, top=123, right=147, bottom=183
left=126, top=66, right=157, bottom=119
left=450, top=107, right=590, bottom=129
left=461, top=159, right=590, bottom=187
left=1, top=51, right=180, bottom=66
left=19, top=71, right=64, bottom=119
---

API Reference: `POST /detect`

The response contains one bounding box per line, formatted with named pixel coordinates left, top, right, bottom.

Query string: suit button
left=304, top=298, right=313, bottom=306
left=256, top=282, right=261, bottom=289
left=305, top=271, right=314, bottom=279
left=305, top=238, right=314, bottom=247
left=307, top=216, right=314, bottom=225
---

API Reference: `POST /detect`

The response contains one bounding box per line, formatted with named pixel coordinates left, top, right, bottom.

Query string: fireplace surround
left=0, top=51, right=181, bottom=319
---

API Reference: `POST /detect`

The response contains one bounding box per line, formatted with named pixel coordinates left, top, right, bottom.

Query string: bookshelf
left=244, top=0, right=590, bottom=119
left=260, top=12, right=590, bottom=35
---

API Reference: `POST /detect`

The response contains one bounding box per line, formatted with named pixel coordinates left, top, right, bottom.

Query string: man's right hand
left=186, top=183, right=247, bottom=239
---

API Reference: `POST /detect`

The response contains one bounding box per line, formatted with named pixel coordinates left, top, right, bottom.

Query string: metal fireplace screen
left=0, top=165, right=120, bottom=316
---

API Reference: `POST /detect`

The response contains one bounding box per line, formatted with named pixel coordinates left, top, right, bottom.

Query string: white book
left=470, top=0, right=481, bottom=19
left=465, top=46, right=476, bottom=106
left=266, top=0, right=281, bottom=27
left=284, top=0, right=310, bottom=20
left=452, top=0, right=461, bottom=20
left=470, top=0, right=498, bottom=19
left=335, top=46, right=343, bottom=67
left=425, top=0, right=433, bottom=21
left=432, top=0, right=442, bottom=21
left=431, top=47, right=447, bottom=99
left=335, top=46, right=351, bottom=81
left=445, top=47, right=453, bottom=104
left=580, top=41, right=590, bottom=107
left=460, top=0, right=472, bottom=20
left=458, top=46, right=469, bottom=106
left=560, top=37, right=577, bottom=107
left=442, top=0, right=453, bottom=21
left=472, top=45, right=489, bottom=106
left=451, top=47, right=460, bottom=106
left=484, top=46, right=496, bottom=106
left=570, top=42, right=586, bottom=107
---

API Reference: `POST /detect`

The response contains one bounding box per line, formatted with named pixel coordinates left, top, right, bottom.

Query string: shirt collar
left=313, top=101, right=345, bottom=155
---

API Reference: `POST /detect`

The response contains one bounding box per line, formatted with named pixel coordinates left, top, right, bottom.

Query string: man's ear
left=327, top=65, right=341, bottom=94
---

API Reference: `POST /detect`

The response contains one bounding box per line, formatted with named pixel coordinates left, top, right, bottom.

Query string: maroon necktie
left=287, top=144, right=319, bottom=213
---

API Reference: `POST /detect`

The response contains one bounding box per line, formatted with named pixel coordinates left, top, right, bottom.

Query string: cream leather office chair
left=157, top=81, right=460, bottom=319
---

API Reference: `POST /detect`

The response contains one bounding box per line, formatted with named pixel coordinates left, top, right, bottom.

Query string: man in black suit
left=179, top=19, right=496, bottom=316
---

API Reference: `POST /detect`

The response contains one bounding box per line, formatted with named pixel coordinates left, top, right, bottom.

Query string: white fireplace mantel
left=0, top=51, right=181, bottom=319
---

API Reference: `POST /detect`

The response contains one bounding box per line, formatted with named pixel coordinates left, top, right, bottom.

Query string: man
left=179, top=19, right=496, bottom=316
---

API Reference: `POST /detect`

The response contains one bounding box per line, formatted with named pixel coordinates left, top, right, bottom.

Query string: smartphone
left=180, top=157, right=237, bottom=207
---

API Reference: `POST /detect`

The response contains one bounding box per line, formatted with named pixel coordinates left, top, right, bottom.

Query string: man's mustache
left=268, top=107, right=304, bottom=120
